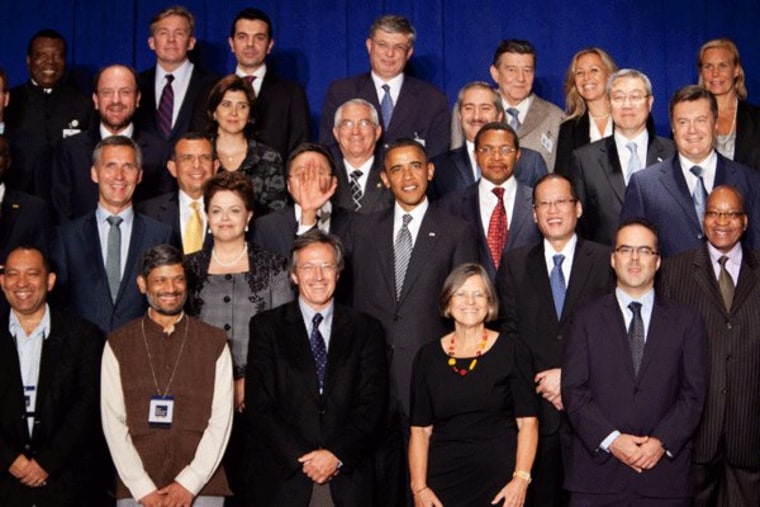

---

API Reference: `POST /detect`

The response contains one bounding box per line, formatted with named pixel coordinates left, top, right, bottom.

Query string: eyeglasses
left=534, top=197, right=577, bottom=210
left=609, top=94, right=650, bottom=105
left=704, top=210, right=745, bottom=221
left=614, top=245, right=658, bottom=257
left=296, top=263, right=337, bottom=274
left=371, top=39, right=411, bottom=54
left=337, top=119, right=375, bottom=131
left=476, top=145, right=517, bottom=157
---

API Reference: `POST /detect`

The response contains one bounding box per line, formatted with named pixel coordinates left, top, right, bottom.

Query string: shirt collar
left=707, top=241, right=743, bottom=269
left=96, top=203, right=134, bottom=224
left=298, top=297, right=334, bottom=326
left=157, top=59, right=192, bottom=82
left=100, top=122, right=134, bottom=139
left=9, top=304, right=51, bottom=341
left=393, top=196, right=428, bottom=222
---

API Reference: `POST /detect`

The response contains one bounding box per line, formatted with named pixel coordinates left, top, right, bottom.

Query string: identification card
left=148, top=395, right=174, bottom=426
left=541, top=132, right=554, bottom=153
left=24, top=385, right=37, bottom=415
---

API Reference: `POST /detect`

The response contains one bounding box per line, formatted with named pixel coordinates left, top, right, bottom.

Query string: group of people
left=0, top=4, right=759, bottom=507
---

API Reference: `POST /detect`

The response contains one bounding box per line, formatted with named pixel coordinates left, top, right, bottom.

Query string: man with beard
left=101, top=244, right=233, bottom=507
left=52, top=64, right=172, bottom=223
left=430, top=81, right=547, bottom=199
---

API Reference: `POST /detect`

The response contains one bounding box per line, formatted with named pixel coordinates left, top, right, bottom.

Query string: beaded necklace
left=447, top=330, right=488, bottom=376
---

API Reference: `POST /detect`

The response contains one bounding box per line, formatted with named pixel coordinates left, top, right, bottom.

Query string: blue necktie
left=627, top=302, right=645, bottom=375
left=381, top=84, right=394, bottom=130
left=550, top=254, right=566, bottom=319
left=690, top=165, right=708, bottom=229
left=309, top=313, right=328, bottom=391
left=625, top=141, right=642, bottom=182
left=506, top=107, right=521, bottom=131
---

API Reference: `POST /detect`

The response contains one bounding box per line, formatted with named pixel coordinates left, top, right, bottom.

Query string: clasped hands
left=609, top=434, right=666, bottom=472
left=298, top=449, right=340, bottom=484
left=140, top=482, right=194, bottom=507
left=9, top=454, right=48, bottom=488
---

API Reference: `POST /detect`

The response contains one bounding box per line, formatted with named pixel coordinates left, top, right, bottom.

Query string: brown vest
left=108, top=315, right=231, bottom=498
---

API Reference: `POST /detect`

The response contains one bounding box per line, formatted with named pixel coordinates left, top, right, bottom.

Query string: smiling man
left=319, top=15, right=450, bottom=158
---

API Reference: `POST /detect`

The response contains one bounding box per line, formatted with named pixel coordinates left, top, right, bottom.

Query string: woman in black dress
left=409, top=263, right=538, bottom=507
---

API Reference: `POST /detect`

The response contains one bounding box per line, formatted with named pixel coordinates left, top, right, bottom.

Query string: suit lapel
left=690, top=246, right=729, bottom=316
left=527, top=243, right=559, bottom=325
left=388, top=77, right=417, bottom=136
left=732, top=248, right=760, bottom=313
left=519, top=94, right=544, bottom=136
left=323, top=305, right=351, bottom=397
left=361, top=157, right=387, bottom=212
left=84, top=214, right=114, bottom=308
left=637, top=297, right=670, bottom=381
left=600, top=295, right=637, bottom=380
left=398, top=207, right=440, bottom=304
left=376, top=210, right=397, bottom=302
left=659, top=157, right=702, bottom=230
left=284, top=302, right=323, bottom=397
left=601, top=138, right=626, bottom=204
left=116, top=214, right=145, bottom=304
left=0, top=192, right=22, bottom=245
left=506, top=184, right=535, bottom=249
left=453, top=147, right=476, bottom=187
left=646, top=136, right=669, bottom=166
left=562, top=240, right=598, bottom=322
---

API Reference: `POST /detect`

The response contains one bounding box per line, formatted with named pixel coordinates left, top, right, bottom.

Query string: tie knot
left=401, top=214, right=412, bottom=227
left=718, top=255, right=730, bottom=268
left=107, top=215, right=123, bottom=227
left=628, top=301, right=642, bottom=316
left=190, top=201, right=201, bottom=211
left=350, top=170, right=363, bottom=181
left=312, top=313, right=323, bottom=328
left=626, top=141, right=637, bottom=154
left=690, top=165, right=704, bottom=178
left=245, top=75, right=256, bottom=84
left=552, top=254, right=565, bottom=267
left=382, top=84, right=390, bottom=92
left=492, top=187, right=505, bottom=199
left=165, top=74, right=175, bottom=84
left=507, top=107, right=519, bottom=119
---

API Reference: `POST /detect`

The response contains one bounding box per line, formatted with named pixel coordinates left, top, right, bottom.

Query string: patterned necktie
left=550, top=254, right=566, bottom=319
left=487, top=187, right=508, bottom=269
left=627, top=302, right=645, bottom=375
left=506, top=107, right=521, bottom=131
left=394, top=214, right=413, bottom=300
left=106, top=216, right=123, bottom=301
left=245, top=75, right=257, bottom=99
left=718, top=256, right=735, bottom=311
left=309, top=313, right=328, bottom=392
left=157, top=74, right=175, bottom=139
left=690, top=165, right=708, bottom=229
left=183, top=201, right=203, bottom=254
left=626, top=141, right=642, bottom=182
left=349, top=170, right=363, bottom=211
left=381, top=84, right=394, bottom=130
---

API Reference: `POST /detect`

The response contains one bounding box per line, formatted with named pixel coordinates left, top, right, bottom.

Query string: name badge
left=62, top=128, right=81, bottom=138
left=413, top=132, right=426, bottom=147
left=541, top=132, right=554, bottom=153
left=148, top=395, right=174, bottom=427
left=24, top=385, right=37, bottom=414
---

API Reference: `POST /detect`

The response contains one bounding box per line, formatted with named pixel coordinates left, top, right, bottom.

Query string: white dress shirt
left=155, top=59, right=194, bottom=127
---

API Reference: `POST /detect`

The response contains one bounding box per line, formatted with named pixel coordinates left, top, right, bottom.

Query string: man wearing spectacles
left=621, top=85, right=760, bottom=257
left=566, top=69, right=674, bottom=246
left=563, top=217, right=707, bottom=505
left=318, top=15, right=450, bottom=159
left=660, top=185, right=760, bottom=506
left=439, top=121, right=540, bottom=280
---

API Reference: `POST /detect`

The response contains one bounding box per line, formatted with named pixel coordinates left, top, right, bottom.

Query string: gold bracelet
left=512, top=470, right=532, bottom=484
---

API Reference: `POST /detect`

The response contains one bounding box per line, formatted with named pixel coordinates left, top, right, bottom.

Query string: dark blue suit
left=0, top=189, right=51, bottom=265
left=620, top=154, right=760, bottom=257
left=51, top=211, right=175, bottom=334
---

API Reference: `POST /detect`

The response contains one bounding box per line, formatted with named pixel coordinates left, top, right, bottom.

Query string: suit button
left=726, top=354, right=732, bottom=361
left=556, top=334, right=563, bottom=341
left=726, top=322, right=732, bottom=329
left=721, top=388, right=727, bottom=395
left=24, top=444, right=31, bottom=450
left=225, top=274, right=232, bottom=280
left=223, top=296, right=231, bottom=303
left=318, top=409, right=326, bottom=415
left=697, top=233, right=704, bottom=239
left=224, top=323, right=231, bottom=331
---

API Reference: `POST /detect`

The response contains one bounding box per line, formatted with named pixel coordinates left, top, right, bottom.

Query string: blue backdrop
left=1, top=0, right=758, bottom=137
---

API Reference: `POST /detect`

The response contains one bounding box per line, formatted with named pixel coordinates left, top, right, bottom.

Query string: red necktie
left=487, top=187, right=508, bottom=268
left=245, top=75, right=257, bottom=99
left=157, top=74, right=175, bottom=139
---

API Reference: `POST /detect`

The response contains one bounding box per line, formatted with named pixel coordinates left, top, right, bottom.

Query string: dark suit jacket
left=6, top=81, right=94, bottom=199
left=436, top=181, right=540, bottom=279
left=332, top=153, right=393, bottom=213
left=345, top=204, right=478, bottom=414
left=246, top=301, right=387, bottom=506
left=51, top=122, right=173, bottom=222
left=0, top=310, right=102, bottom=506
left=561, top=293, right=707, bottom=498
left=620, top=153, right=760, bottom=257
left=251, top=71, right=312, bottom=163
left=428, top=144, right=548, bottom=200
left=570, top=135, right=674, bottom=245
left=660, top=245, right=760, bottom=467
left=735, top=100, right=760, bottom=170
left=134, top=65, right=217, bottom=147
left=498, top=238, right=614, bottom=435
left=0, top=189, right=51, bottom=265
left=134, top=191, right=212, bottom=254
left=319, top=72, right=450, bottom=158
left=51, top=211, right=175, bottom=334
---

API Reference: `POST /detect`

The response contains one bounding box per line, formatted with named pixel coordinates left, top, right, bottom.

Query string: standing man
left=52, top=64, right=172, bottom=222
left=134, top=6, right=217, bottom=149
left=102, top=244, right=233, bottom=507
left=5, top=29, right=93, bottom=198
left=438, top=122, right=540, bottom=280
left=498, top=173, right=613, bottom=506
left=137, top=132, right=219, bottom=254
left=331, top=98, right=393, bottom=213
left=660, top=185, right=760, bottom=507
left=346, top=139, right=477, bottom=505
left=431, top=81, right=547, bottom=199
left=562, top=218, right=707, bottom=505
left=51, top=135, right=175, bottom=334
left=247, top=230, right=387, bottom=505
left=568, top=69, right=674, bottom=245
left=0, top=246, right=103, bottom=506
left=621, top=85, right=760, bottom=257
left=319, top=15, right=450, bottom=158
left=229, top=8, right=311, bottom=163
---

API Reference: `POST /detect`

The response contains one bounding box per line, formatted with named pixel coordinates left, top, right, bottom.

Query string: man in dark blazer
left=52, top=64, right=172, bottom=223
left=431, top=81, right=547, bottom=200
left=247, top=230, right=387, bottom=506
left=319, top=15, right=450, bottom=158
left=0, top=246, right=103, bottom=506
left=438, top=122, right=540, bottom=280
left=659, top=185, right=760, bottom=507
left=133, top=6, right=217, bottom=150
left=569, top=69, right=674, bottom=245
left=621, top=85, right=760, bottom=257
left=498, top=173, right=614, bottom=506
left=5, top=29, right=93, bottom=199
left=345, top=139, right=477, bottom=505
left=229, top=8, right=311, bottom=163
left=136, top=132, right=218, bottom=254
left=51, top=136, right=175, bottom=335
left=0, top=135, right=51, bottom=267
left=562, top=218, right=707, bottom=505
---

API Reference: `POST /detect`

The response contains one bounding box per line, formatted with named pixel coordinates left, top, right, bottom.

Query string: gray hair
left=606, top=68, right=653, bottom=97
left=92, top=135, right=143, bottom=168
left=456, top=81, right=504, bottom=116
left=334, top=98, right=380, bottom=128
left=368, top=15, right=416, bottom=46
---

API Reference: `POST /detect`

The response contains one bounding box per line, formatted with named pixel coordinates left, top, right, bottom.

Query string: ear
left=148, top=36, right=156, bottom=52
left=380, top=170, right=390, bottom=189
left=136, top=275, right=148, bottom=295
left=228, top=37, right=235, bottom=53
left=46, top=272, right=57, bottom=292
left=137, top=169, right=144, bottom=184
left=575, top=199, right=583, bottom=219
left=187, top=36, right=197, bottom=52
left=167, top=160, right=178, bottom=179
left=266, top=38, right=275, bottom=55
left=426, top=162, right=435, bottom=181
left=92, top=92, right=99, bottom=111
left=489, top=65, right=499, bottom=84
left=365, top=38, right=373, bottom=56
left=91, top=166, right=99, bottom=184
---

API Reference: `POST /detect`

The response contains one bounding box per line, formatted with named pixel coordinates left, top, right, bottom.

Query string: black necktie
left=309, top=313, right=328, bottom=391
left=627, top=302, right=645, bottom=375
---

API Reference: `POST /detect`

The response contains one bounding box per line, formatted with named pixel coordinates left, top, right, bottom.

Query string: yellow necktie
left=183, top=201, right=203, bottom=254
